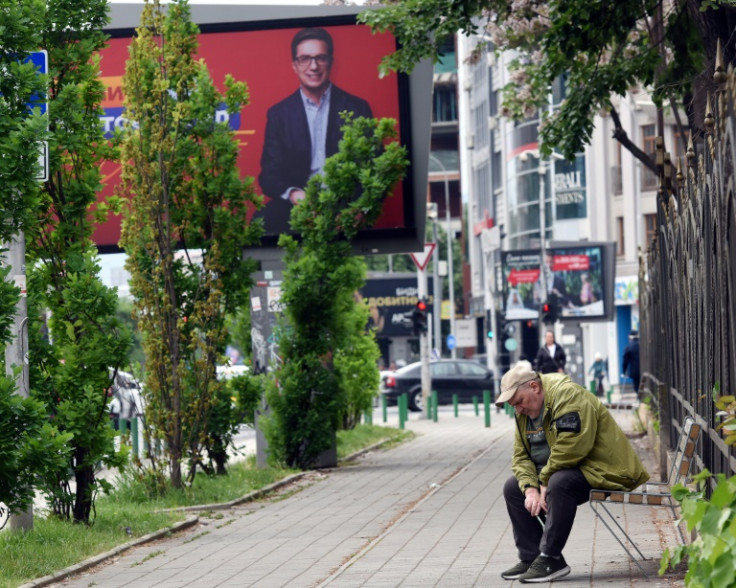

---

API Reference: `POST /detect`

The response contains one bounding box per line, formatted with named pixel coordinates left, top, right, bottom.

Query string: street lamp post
left=429, top=154, right=456, bottom=359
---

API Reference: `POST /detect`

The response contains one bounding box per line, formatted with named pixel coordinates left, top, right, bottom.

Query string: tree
left=265, top=115, right=407, bottom=468
left=359, top=0, right=736, bottom=166
left=0, top=1, right=91, bottom=523
left=118, top=0, right=261, bottom=489
left=21, top=0, right=135, bottom=525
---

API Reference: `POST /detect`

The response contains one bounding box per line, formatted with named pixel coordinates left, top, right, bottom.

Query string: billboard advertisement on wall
left=501, top=243, right=615, bottom=322
left=359, top=276, right=434, bottom=338
left=97, top=5, right=432, bottom=256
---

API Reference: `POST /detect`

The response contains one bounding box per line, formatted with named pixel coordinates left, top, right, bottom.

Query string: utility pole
left=4, top=232, right=33, bottom=531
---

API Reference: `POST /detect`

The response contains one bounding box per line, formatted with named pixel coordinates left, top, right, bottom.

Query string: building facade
left=458, top=34, right=683, bottom=390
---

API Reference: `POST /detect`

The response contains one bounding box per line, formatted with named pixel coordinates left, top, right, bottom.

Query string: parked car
left=380, top=359, right=495, bottom=412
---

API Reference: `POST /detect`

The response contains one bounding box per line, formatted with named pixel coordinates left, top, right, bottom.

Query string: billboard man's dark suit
left=257, top=85, right=373, bottom=234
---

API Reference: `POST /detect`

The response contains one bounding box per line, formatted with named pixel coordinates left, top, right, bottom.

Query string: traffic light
left=541, top=301, right=553, bottom=323
left=412, top=298, right=428, bottom=335
left=541, top=294, right=558, bottom=324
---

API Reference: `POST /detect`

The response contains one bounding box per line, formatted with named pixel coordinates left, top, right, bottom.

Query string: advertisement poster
left=94, top=18, right=406, bottom=249
left=502, top=246, right=606, bottom=321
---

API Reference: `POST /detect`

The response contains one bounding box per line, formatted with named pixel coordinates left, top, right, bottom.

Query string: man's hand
left=524, top=485, right=548, bottom=517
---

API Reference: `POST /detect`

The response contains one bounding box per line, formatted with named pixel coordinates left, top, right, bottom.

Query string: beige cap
left=496, top=360, right=537, bottom=407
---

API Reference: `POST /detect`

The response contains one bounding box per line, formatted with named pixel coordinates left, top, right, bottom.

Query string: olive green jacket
left=512, top=373, right=649, bottom=493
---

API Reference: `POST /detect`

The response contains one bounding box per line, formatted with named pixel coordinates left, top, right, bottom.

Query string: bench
left=588, top=415, right=701, bottom=576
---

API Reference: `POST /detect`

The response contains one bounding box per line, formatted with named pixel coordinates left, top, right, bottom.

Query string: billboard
left=502, top=243, right=613, bottom=322
left=97, top=5, right=432, bottom=256
left=359, top=276, right=434, bottom=338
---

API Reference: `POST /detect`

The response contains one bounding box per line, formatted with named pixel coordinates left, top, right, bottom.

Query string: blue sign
left=25, top=51, right=48, bottom=116
left=446, top=334, right=456, bottom=350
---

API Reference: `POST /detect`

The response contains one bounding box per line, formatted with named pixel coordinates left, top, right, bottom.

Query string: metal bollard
left=473, top=396, right=479, bottom=416
left=453, top=394, right=459, bottom=417
left=432, top=389, right=438, bottom=422
left=399, top=394, right=407, bottom=429
left=364, top=409, right=373, bottom=426
left=426, top=393, right=432, bottom=420
left=483, top=390, right=491, bottom=427
left=382, top=394, right=388, bottom=423
left=131, top=417, right=139, bottom=456
left=589, top=380, right=596, bottom=395
left=607, top=387, right=613, bottom=404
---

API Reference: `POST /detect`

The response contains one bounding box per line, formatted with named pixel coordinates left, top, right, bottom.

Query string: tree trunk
left=72, top=449, right=95, bottom=524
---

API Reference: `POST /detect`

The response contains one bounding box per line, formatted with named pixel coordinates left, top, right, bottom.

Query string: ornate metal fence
left=640, top=62, right=736, bottom=481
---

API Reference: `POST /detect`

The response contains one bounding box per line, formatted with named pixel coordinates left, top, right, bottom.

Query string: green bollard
left=589, top=380, right=596, bottom=395
left=382, top=394, right=388, bottom=423
left=398, top=394, right=406, bottom=429
left=473, top=396, right=479, bottom=416
left=131, top=417, right=139, bottom=457
left=607, top=387, right=613, bottom=404
left=453, top=394, right=459, bottom=417
left=426, top=393, right=432, bottom=420
left=483, top=390, right=491, bottom=427
left=432, top=389, right=438, bottom=422
left=364, top=409, right=373, bottom=426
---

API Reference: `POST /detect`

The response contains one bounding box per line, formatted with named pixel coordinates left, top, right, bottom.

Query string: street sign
left=26, top=50, right=49, bottom=182
left=446, top=334, right=456, bottom=350
left=26, top=51, right=48, bottom=116
left=410, top=243, right=436, bottom=271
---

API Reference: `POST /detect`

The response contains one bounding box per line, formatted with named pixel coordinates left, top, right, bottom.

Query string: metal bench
left=588, top=415, right=701, bottom=576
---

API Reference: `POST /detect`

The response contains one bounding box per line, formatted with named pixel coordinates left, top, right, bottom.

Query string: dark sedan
left=380, top=359, right=495, bottom=412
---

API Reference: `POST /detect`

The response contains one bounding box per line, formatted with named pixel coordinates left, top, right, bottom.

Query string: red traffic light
left=542, top=303, right=551, bottom=313
left=417, top=300, right=427, bottom=311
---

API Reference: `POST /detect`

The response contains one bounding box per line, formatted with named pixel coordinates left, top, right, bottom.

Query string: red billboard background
left=95, top=21, right=404, bottom=251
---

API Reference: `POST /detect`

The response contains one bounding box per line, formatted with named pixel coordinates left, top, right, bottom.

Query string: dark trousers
left=503, top=469, right=592, bottom=560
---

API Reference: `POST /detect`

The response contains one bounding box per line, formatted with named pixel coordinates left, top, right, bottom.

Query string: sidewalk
left=42, top=404, right=684, bottom=588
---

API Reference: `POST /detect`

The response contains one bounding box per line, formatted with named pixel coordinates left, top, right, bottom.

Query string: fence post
left=657, top=382, right=670, bottom=483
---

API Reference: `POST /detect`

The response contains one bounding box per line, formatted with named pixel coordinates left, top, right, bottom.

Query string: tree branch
left=608, top=103, right=657, bottom=173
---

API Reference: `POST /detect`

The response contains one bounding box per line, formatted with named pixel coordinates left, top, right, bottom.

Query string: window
left=433, top=85, right=457, bottom=122
left=611, top=141, right=622, bottom=195
left=617, top=217, right=625, bottom=256
left=641, top=125, right=658, bottom=190
left=672, top=127, right=690, bottom=160
left=645, top=214, right=657, bottom=248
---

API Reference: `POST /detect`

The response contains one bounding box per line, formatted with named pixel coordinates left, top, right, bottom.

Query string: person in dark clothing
left=622, top=330, right=641, bottom=397
left=534, top=330, right=566, bottom=374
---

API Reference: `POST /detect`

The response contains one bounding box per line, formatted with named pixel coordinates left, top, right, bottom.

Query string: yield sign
left=410, top=243, right=436, bottom=271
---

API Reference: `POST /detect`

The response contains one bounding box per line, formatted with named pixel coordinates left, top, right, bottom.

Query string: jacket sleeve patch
left=555, top=412, right=581, bottom=433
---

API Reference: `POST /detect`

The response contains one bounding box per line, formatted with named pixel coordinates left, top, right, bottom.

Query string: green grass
left=0, top=423, right=408, bottom=588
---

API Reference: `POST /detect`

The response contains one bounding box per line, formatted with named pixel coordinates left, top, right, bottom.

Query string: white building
left=458, top=34, right=680, bottom=389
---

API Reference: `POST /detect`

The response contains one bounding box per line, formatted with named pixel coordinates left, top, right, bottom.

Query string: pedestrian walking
left=534, top=330, right=566, bottom=374
left=622, top=330, right=641, bottom=398
left=588, top=352, right=607, bottom=397
left=495, top=360, right=649, bottom=583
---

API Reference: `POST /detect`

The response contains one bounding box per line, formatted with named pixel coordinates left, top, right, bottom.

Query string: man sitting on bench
left=496, top=360, right=649, bottom=583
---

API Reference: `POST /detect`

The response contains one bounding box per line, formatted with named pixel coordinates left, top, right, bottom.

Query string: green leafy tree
left=335, top=298, right=381, bottom=430
left=265, top=115, right=407, bottom=468
left=22, top=0, right=134, bottom=525
left=0, top=1, right=87, bottom=521
left=118, top=0, right=261, bottom=489
left=359, top=0, right=736, bottom=164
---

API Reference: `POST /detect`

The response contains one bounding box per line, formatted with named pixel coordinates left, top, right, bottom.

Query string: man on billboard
left=257, top=27, right=373, bottom=233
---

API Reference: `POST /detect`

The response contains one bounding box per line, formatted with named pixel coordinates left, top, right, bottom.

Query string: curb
left=17, top=515, right=199, bottom=588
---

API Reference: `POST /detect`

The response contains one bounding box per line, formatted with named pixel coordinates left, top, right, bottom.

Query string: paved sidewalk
left=47, top=406, right=684, bottom=588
